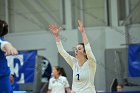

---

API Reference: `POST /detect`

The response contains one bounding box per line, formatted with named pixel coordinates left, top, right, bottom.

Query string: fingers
left=48, top=24, right=55, bottom=30
left=49, top=24, right=59, bottom=30
left=12, top=48, right=18, bottom=55
left=49, top=24, right=54, bottom=32
left=48, top=24, right=61, bottom=37
left=5, top=48, right=18, bottom=56
left=78, top=19, right=83, bottom=27
left=77, top=23, right=80, bottom=31
left=5, top=44, right=18, bottom=56
left=78, top=20, right=80, bottom=27
left=78, top=19, right=84, bottom=33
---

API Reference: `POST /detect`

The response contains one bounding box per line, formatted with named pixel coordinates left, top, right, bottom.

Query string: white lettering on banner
left=7, top=55, right=25, bottom=83
left=18, top=73, right=25, bottom=83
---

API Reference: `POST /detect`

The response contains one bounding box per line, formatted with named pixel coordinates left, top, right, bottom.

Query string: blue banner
left=7, top=50, right=37, bottom=83
left=128, top=44, right=140, bottom=77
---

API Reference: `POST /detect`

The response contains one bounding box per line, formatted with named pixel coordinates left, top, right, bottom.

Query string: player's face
left=75, top=44, right=85, bottom=57
left=52, top=67, right=59, bottom=77
left=117, top=85, right=123, bottom=92
left=10, top=75, right=14, bottom=83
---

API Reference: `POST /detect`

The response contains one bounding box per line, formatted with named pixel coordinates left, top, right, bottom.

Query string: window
left=9, top=0, right=63, bottom=33
left=71, top=0, right=108, bottom=28
left=7, top=0, right=108, bottom=33
left=129, top=0, right=140, bottom=24
left=118, top=0, right=140, bottom=25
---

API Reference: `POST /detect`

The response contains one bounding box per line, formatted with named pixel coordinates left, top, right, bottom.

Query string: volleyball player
left=47, top=66, right=71, bottom=93
left=0, top=19, right=18, bottom=93
left=49, top=20, right=96, bottom=93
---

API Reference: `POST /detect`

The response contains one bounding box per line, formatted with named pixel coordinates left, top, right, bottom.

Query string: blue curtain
left=128, top=44, right=140, bottom=77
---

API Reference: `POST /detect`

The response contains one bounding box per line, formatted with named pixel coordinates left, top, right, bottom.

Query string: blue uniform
left=0, top=37, right=12, bottom=93
left=11, top=82, right=19, bottom=91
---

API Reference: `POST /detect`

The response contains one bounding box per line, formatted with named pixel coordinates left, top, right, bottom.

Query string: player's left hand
left=78, top=19, right=85, bottom=33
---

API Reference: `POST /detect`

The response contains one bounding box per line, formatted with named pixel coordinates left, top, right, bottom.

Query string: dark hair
left=111, top=79, right=124, bottom=91
left=11, top=74, right=15, bottom=78
left=54, top=66, right=67, bottom=77
left=78, top=43, right=88, bottom=59
left=0, top=19, right=8, bottom=36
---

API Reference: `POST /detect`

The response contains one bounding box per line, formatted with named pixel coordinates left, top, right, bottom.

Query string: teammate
left=10, top=74, right=19, bottom=91
left=49, top=20, right=96, bottom=93
left=47, top=66, right=71, bottom=93
left=0, top=19, right=18, bottom=93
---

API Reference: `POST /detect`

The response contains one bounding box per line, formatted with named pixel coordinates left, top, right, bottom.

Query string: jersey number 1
left=76, top=74, right=80, bottom=80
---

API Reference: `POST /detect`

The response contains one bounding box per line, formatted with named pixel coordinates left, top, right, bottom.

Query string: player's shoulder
left=0, top=37, right=4, bottom=42
left=49, top=77, right=55, bottom=81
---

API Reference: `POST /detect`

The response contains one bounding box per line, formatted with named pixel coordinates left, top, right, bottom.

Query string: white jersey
left=56, top=42, right=96, bottom=93
left=48, top=75, right=70, bottom=93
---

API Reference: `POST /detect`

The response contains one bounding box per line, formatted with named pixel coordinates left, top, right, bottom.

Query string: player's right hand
left=49, top=24, right=60, bottom=37
left=4, top=44, right=18, bottom=56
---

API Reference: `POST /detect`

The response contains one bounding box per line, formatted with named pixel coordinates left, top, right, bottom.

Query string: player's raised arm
left=49, top=24, right=74, bottom=68
left=49, top=24, right=61, bottom=42
left=78, top=19, right=96, bottom=70
left=78, top=19, right=88, bottom=45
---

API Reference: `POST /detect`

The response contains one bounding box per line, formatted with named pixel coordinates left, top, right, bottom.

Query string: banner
left=41, top=56, right=52, bottom=82
left=128, top=44, right=140, bottom=77
left=7, top=50, right=37, bottom=83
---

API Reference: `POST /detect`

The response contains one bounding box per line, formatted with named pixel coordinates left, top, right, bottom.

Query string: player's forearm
left=54, top=34, right=61, bottom=42
left=0, top=41, right=10, bottom=51
left=81, top=31, right=88, bottom=45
